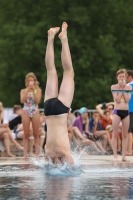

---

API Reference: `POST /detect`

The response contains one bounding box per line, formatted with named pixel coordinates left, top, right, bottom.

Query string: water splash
left=30, top=155, right=82, bottom=176
left=29, top=143, right=101, bottom=176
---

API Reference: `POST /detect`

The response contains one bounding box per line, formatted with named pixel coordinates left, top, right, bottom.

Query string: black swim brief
left=44, top=98, right=69, bottom=116
left=113, top=109, right=129, bottom=120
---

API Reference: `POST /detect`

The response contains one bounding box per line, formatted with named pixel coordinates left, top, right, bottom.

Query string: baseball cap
left=78, top=107, right=88, bottom=114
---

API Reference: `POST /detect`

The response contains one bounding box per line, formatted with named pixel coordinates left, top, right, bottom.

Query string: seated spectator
left=68, top=126, right=107, bottom=154
left=96, top=102, right=114, bottom=120
left=8, top=105, right=22, bottom=130
left=89, top=111, right=112, bottom=151
left=40, top=112, right=46, bottom=130
left=0, top=102, right=3, bottom=123
left=100, top=110, right=113, bottom=137
left=0, top=102, right=23, bottom=156
left=40, top=113, right=47, bottom=151
left=0, top=125, right=15, bottom=157
left=67, top=108, right=76, bottom=127
left=0, top=103, right=13, bottom=156
left=0, top=140, right=5, bottom=154
left=100, top=110, right=122, bottom=154
left=72, top=107, right=89, bottom=136
left=12, top=114, right=45, bottom=156
left=72, top=107, right=107, bottom=154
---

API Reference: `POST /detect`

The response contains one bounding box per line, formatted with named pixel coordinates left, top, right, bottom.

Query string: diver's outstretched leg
left=44, top=27, right=60, bottom=101
left=58, top=22, right=74, bottom=107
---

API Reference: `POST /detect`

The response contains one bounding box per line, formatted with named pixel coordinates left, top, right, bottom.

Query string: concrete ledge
left=0, top=155, right=133, bottom=166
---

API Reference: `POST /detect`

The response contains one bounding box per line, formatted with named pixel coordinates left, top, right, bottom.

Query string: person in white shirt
left=126, top=70, right=133, bottom=155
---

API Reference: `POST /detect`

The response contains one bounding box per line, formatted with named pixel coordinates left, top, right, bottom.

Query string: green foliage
left=0, top=0, right=133, bottom=109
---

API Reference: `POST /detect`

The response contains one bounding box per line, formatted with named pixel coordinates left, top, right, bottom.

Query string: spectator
left=0, top=102, right=23, bottom=156
left=72, top=107, right=89, bottom=136
left=68, top=126, right=106, bottom=154
left=96, top=102, right=114, bottom=120
left=0, top=125, right=15, bottom=157
left=126, top=70, right=133, bottom=155
left=0, top=102, right=3, bottom=123
left=100, top=110, right=113, bottom=136
left=89, top=111, right=112, bottom=151
left=40, top=112, right=46, bottom=130
left=20, top=72, right=42, bottom=158
left=67, top=108, right=76, bottom=127
left=12, top=115, right=45, bottom=155
left=100, top=110, right=112, bottom=132
left=40, top=113, right=47, bottom=151
left=72, top=107, right=107, bottom=154
left=8, top=105, right=22, bottom=130
left=100, top=110, right=122, bottom=154
left=111, top=69, right=132, bottom=162
left=39, top=113, right=46, bottom=148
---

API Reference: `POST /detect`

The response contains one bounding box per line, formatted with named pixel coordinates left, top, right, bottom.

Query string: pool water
left=0, top=162, right=133, bottom=200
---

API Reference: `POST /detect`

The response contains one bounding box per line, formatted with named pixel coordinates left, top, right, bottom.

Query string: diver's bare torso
left=45, top=114, right=71, bottom=158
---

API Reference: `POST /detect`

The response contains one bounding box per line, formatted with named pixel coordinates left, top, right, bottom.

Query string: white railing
left=3, top=108, right=96, bottom=123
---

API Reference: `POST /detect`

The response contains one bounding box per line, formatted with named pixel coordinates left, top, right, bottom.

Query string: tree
left=0, top=0, right=133, bottom=109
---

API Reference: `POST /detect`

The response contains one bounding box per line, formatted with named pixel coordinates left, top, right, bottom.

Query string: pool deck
left=0, top=155, right=133, bottom=166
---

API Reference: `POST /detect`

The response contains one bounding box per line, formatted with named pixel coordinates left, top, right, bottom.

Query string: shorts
left=128, top=112, right=133, bottom=133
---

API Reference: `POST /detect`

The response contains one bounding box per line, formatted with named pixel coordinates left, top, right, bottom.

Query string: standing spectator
left=111, top=69, right=132, bottom=161
left=20, top=72, right=42, bottom=158
left=126, top=70, right=133, bottom=155
left=8, top=105, right=22, bottom=130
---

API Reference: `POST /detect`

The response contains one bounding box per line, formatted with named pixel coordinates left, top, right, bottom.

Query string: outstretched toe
left=48, top=27, right=60, bottom=37
left=58, top=22, right=68, bottom=39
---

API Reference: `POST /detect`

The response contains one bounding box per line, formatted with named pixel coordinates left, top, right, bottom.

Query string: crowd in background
left=0, top=69, right=133, bottom=159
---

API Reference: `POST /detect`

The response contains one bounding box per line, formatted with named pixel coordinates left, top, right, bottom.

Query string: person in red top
left=100, top=110, right=112, bottom=134
left=100, top=110, right=122, bottom=154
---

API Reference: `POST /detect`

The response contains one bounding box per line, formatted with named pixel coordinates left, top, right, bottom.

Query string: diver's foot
left=58, top=22, right=68, bottom=40
left=48, top=27, right=60, bottom=39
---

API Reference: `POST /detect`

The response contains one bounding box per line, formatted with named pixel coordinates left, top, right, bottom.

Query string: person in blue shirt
left=89, top=111, right=112, bottom=151
left=126, top=70, right=133, bottom=155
